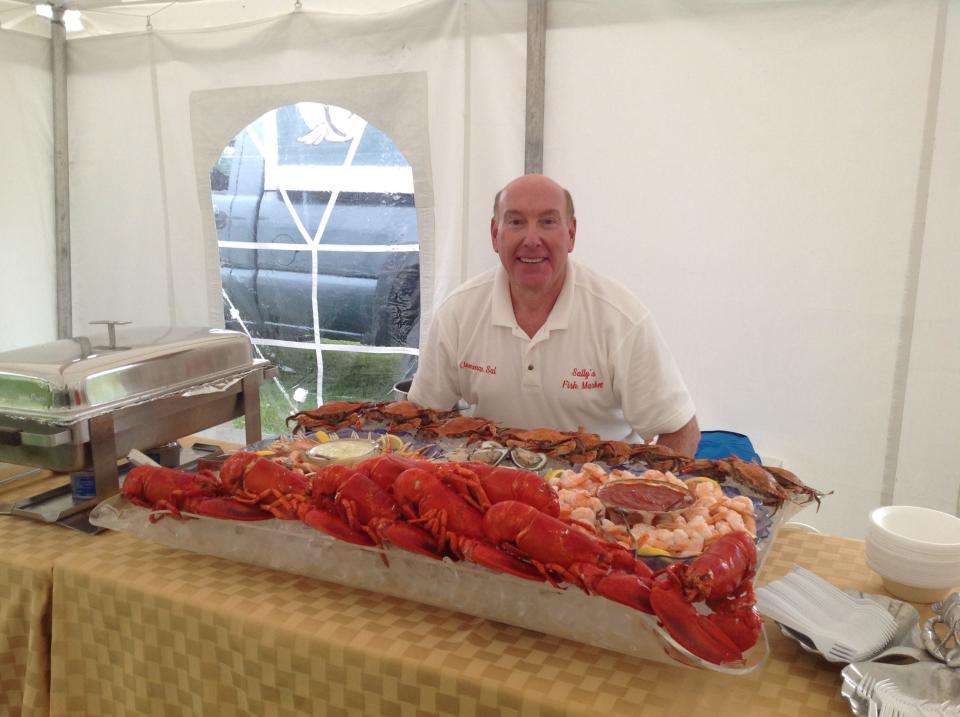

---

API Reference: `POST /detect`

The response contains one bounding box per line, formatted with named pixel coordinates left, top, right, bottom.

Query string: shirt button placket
left=522, top=345, right=540, bottom=388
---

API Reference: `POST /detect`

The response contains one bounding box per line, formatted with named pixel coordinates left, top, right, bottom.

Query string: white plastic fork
left=756, top=588, right=869, bottom=660
left=757, top=567, right=897, bottom=661
left=873, top=679, right=927, bottom=717
left=856, top=673, right=878, bottom=700
left=783, top=575, right=896, bottom=659
left=764, top=584, right=877, bottom=661
left=787, top=567, right=895, bottom=624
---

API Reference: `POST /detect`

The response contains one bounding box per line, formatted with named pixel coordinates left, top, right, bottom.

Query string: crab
left=594, top=439, right=633, bottom=466
left=627, top=443, right=685, bottom=472
left=680, top=456, right=790, bottom=508
left=764, top=464, right=832, bottom=509
left=363, top=401, right=437, bottom=432
left=497, top=427, right=580, bottom=458
left=286, top=401, right=379, bottom=434
left=561, top=431, right=604, bottom=464
left=418, top=416, right=499, bottom=443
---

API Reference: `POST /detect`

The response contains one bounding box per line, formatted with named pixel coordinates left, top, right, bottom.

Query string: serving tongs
left=923, top=593, right=960, bottom=667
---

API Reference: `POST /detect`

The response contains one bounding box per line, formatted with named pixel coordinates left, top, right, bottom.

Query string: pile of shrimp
left=547, top=463, right=757, bottom=558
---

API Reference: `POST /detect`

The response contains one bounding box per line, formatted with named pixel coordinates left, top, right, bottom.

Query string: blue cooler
left=695, top=430, right=761, bottom=464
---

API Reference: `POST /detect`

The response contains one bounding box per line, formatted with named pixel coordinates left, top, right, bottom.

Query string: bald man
left=409, top=174, right=699, bottom=455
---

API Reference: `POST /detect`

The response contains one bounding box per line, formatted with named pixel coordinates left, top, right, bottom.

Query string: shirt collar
left=490, top=259, right=577, bottom=332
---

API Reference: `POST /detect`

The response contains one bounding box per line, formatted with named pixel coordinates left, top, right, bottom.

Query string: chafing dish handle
left=0, top=426, right=75, bottom=448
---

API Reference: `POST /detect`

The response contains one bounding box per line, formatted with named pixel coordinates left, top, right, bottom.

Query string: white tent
left=1, top=0, right=958, bottom=538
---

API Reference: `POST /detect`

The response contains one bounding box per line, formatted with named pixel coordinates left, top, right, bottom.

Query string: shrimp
left=580, top=463, right=608, bottom=483
left=692, top=480, right=723, bottom=500
left=569, top=506, right=599, bottom=524
left=635, top=469, right=686, bottom=489
left=725, top=495, right=756, bottom=516
left=684, top=513, right=718, bottom=542
left=554, top=469, right=590, bottom=490
left=713, top=495, right=757, bottom=536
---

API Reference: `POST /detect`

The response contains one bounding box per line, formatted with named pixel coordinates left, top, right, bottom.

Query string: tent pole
left=524, top=0, right=546, bottom=174
left=52, top=5, right=72, bottom=338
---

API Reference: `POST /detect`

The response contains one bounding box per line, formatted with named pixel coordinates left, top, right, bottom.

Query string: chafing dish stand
left=0, top=325, right=277, bottom=533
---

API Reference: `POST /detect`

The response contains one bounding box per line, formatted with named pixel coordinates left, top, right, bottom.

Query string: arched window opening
left=210, top=103, right=420, bottom=434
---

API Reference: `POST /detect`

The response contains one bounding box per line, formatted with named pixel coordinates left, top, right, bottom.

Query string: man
left=408, top=174, right=700, bottom=456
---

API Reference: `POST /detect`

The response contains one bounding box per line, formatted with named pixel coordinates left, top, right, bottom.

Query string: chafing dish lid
left=0, top=326, right=259, bottom=422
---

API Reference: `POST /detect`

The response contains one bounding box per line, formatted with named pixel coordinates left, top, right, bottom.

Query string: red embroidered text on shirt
left=564, top=368, right=604, bottom=390
left=460, top=360, right=497, bottom=375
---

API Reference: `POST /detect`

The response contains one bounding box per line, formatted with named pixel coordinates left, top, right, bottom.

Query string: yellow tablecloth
left=1, top=461, right=950, bottom=717
left=33, top=524, right=938, bottom=717
left=0, top=517, right=93, bottom=717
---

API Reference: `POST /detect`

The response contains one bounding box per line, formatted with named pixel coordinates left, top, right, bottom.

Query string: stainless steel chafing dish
left=0, top=323, right=276, bottom=527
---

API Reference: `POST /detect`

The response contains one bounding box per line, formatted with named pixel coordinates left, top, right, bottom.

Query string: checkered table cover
left=36, top=525, right=918, bottom=717
left=0, top=516, right=95, bottom=717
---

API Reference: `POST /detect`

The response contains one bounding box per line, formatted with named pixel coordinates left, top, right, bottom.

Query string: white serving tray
left=90, top=495, right=769, bottom=674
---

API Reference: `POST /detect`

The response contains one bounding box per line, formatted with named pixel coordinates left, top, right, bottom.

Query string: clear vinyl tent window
left=210, top=103, right=420, bottom=435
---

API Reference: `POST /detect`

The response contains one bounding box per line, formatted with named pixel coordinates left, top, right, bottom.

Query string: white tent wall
left=66, top=0, right=476, bottom=332
left=1, top=0, right=957, bottom=538
left=534, top=0, right=953, bottom=538
left=895, top=2, right=960, bottom=515
left=0, top=30, right=55, bottom=351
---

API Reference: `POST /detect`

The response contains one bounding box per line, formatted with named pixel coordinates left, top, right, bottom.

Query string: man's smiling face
left=491, top=175, right=577, bottom=297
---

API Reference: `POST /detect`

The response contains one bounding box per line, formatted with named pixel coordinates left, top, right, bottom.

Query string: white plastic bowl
left=865, top=505, right=960, bottom=603
left=868, top=505, right=960, bottom=553
left=865, top=531, right=960, bottom=563
left=864, top=541, right=960, bottom=582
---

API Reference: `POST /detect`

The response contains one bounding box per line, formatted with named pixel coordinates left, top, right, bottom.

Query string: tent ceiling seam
left=524, top=0, right=545, bottom=174
left=52, top=6, right=72, bottom=338
left=458, top=0, right=470, bottom=286
left=881, top=0, right=950, bottom=508
left=147, top=33, right=179, bottom=326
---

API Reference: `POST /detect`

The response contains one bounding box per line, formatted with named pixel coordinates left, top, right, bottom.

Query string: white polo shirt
left=408, top=260, right=695, bottom=441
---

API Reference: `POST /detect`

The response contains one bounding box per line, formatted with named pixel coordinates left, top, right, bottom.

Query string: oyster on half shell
left=509, top=446, right=548, bottom=472
left=444, top=447, right=472, bottom=462
left=470, top=443, right=508, bottom=465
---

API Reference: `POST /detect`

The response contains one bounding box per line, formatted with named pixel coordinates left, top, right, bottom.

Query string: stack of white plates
left=865, top=506, right=960, bottom=603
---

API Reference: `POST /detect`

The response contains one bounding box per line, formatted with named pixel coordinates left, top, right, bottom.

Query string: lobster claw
left=649, top=569, right=745, bottom=665
left=588, top=569, right=654, bottom=613
left=646, top=531, right=762, bottom=665
left=372, top=519, right=445, bottom=561
left=705, top=583, right=763, bottom=652
left=298, top=501, right=377, bottom=547
left=457, top=538, right=546, bottom=583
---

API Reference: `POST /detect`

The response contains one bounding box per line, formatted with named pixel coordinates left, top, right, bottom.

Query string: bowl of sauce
left=305, top=439, right=379, bottom=468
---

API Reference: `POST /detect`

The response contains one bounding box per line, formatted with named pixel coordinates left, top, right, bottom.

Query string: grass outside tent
left=234, top=342, right=415, bottom=436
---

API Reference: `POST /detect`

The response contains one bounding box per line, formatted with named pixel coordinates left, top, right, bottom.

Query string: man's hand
left=655, top=415, right=700, bottom=458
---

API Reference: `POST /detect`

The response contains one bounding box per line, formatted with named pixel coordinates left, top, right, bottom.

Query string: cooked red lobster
left=124, top=455, right=761, bottom=665
left=122, top=465, right=272, bottom=522
left=301, top=463, right=442, bottom=560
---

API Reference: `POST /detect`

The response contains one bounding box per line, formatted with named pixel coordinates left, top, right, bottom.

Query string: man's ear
left=567, top=216, right=577, bottom=252
left=490, top=217, right=500, bottom=253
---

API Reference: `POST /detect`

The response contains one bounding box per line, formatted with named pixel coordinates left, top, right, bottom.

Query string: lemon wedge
left=311, top=431, right=332, bottom=443
left=255, top=450, right=275, bottom=456
left=683, top=475, right=720, bottom=489
left=635, top=544, right=674, bottom=557
left=378, top=434, right=406, bottom=452
left=543, top=468, right=564, bottom=483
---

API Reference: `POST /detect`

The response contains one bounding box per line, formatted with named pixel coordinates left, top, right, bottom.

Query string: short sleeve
left=407, top=305, right=462, bottom=411
left=614, top=314, right=695, bottom=441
